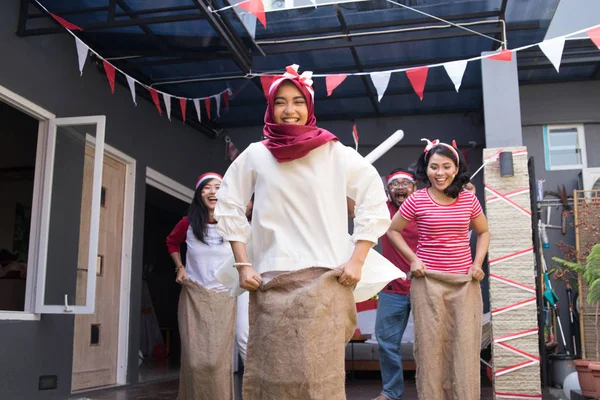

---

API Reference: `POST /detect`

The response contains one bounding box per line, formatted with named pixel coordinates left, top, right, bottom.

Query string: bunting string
left=34, top=0, right=231, bottom=121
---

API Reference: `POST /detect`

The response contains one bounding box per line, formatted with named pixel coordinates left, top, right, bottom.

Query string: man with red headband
left=372, top=168, right=418, bottom=400
left=214, top=65, right=399, bottom=399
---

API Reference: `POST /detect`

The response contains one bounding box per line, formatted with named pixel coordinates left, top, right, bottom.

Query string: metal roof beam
left=26, top=5, right=199, bottom=18
left=257, top=10, right=500, bottom=40
left=262, top=23, right=538, bottom=54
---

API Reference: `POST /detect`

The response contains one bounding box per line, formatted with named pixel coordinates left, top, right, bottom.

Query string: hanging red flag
left=352, top=124, right=359, bottom=151
left=406, top=66, right=429, bottom=101
left=50, top=13, right=83, bottom=31
left=180, top=98, right=187, bottom=124
left=227, top=141, right=240, bottom=162
left=587, top=26, right=600, bottom=49
left=237, top=0, right=266, bottom=29
left=148, top=88, right=162, bottom=116
left=204, top=97, right=211, bottom=120
left=103, top=60, right=116, bottom=94
left=489, top=49, right=513, bottom=62
left=260, top=76, right=276, bottom=99
left=224, top=90, right=230, bottom=111
left=326, top=75, right=348, bottom=96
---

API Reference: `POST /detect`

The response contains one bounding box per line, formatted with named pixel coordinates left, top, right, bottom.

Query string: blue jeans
left=375, top=292, right=411, bottom=400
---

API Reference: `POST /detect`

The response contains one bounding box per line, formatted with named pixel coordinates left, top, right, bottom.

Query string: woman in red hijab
left=215, top=65, right=398, bottom=399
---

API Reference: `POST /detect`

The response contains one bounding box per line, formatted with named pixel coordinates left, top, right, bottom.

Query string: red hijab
left=262, top=75, right=338, bottom=163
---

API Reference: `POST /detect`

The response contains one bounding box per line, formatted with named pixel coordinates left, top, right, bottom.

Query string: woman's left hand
left=338, top=259, right=363, bottom=287
left=469, top=264, right=485, bottom=281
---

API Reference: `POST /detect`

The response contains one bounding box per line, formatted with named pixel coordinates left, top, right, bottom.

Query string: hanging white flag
left=370, top=72, right=391, bottom=102
left=126, top=76, right=137, bottom=105
left=443, top=60, right=468, bottom=92
left=193, top=99, right=202, bottom=122
left=539, top=36, right=566, bottom=73
left=215, top=94, right=222, bottom=118
left=162, top=93, right=172, bottom=121
left=75, top=37, right=88, bottom=76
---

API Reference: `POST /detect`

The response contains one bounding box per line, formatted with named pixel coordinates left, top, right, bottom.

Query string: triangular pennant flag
left=406, top=66, right=429, bottom=101
left=224, top=90, right=230, bottom=111
left=50, top=13, right=83, bottom=31
left=126, top=76, right=137, bottom=105
left=204, top=97, right=211, bottom=120
left=74, top=37, right=88, bottom=76
left=489, top=49, right=513, bottom=61
left=215, top=94, right=221, bottom=118
left=180, top=98, right=187, bottom=124
left=370, top=72, right=391, bottom=102
left=260, top=76, right=275, bottom=99
left=237, top=0, right=266, bottom=29
left=352, top=124, right=359, bottom=151
left=227, top=141, right=240, bottom=162
left=326, top=75, right=347, bottom=96
left=587, top=26, right=600, bottom=49
left=443, top=60, right=468, bottom=92
left=162, top=93, right=172, bottom=121
left=103, top=61, right=116, bottom=94
left=148, top=88, right=162, bottom=116
left=539, top=37, right=566, bottom=72
left=193, top=99, right=202, bottom=122
left=236, top=7, right=257, bottom=39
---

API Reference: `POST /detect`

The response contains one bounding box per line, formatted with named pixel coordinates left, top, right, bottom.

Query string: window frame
left=543, top=124, right=588, bottom=171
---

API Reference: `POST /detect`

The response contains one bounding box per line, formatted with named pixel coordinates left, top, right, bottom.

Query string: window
left=0, top=84, right=105, bottom=319
left=543, top=124, right=587, bottom=171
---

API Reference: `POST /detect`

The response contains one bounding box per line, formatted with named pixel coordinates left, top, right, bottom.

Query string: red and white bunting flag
left=443, top=60, right=468, bottom=92
left=227, top=141, right=240, bottom=162
left=193, top=99, right=202, bottom=122
left=370, top=71, right=391, bottom=102
left=148, top=88, right=162, bottom=116
left=260, top=76, right=275, bottom=99
left=204, top=97, right=211, bottom=120
left=539, top=37, right=565, bottom=72
left=224, top=90, right=230, bottom=111
left=326, top=74, right=348, bottom=96
left=126, top=76, right=137, bottom=105
left=50, top=13, right=83, bottom=31
left=352, top=124, right=359, bottom=151
left=237, top=0, right=266, bottom=29
left=75, top=37, right=88, bottom=76
left=587, top=26, right=600, bottom=49
left=103, top=60, right=116, bottom=93
left=215, top=93, right=222, bottom=118
left=162, top=93, right=172, bottom=121
left=406, top=66, right=429, bottom=101
left=489, top=49, right=513, bottom=62
left=180, top=98, right=187, bottom=124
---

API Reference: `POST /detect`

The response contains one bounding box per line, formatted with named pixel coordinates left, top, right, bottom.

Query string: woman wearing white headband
left=166, top=172, right=236, bottom=400
left=386, top=139, right=490, bottom=400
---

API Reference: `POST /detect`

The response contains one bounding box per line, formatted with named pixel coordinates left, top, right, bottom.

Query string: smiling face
left=272, top=81, right=309, bottom=126
left=427, top=153, right=459, bottom=193
left=200, top=179, right=221, bottom=211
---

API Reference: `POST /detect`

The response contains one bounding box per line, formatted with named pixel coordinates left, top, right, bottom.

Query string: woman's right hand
left=176, top=266, right=188, bottom=284
left=410, top=258, right=427, bottom=278
left=238, top=265, right=263, bottom=291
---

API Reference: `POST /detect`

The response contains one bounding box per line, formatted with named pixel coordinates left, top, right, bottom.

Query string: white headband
left=387, top=172, right=415, bottom=186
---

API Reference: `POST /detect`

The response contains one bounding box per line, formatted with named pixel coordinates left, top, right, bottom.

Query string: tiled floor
left=73, top=372, right=565, bottom=400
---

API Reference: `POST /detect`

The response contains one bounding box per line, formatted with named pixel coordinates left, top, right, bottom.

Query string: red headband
left=195, top=172, right=222, bottom=189
left=387, top=171, right=415, bottom=186
left=421, top=138, right=460, bottom=168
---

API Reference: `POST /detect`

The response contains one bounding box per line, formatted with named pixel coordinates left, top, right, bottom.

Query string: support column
left=482, top=53, right=542, bottom=399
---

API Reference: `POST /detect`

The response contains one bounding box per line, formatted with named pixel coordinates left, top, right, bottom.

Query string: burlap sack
left=411, top=270, right=482, bottom=400
left=243, top=267, right=357, bottom=400
left=177, top=280, right=236, bottom=400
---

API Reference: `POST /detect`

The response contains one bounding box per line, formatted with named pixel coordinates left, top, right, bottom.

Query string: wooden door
left=72, top=147, right=126, bottom=391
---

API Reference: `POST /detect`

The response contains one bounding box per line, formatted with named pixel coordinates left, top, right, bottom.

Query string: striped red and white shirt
left=399, top=188, right=483, bottom=274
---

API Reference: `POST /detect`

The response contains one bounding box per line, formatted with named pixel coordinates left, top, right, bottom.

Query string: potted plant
left=554, top=244, right=600, bottom=397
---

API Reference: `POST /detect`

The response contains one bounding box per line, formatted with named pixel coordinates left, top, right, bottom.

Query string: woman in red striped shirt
left=387, top=139, right=490, bottom=400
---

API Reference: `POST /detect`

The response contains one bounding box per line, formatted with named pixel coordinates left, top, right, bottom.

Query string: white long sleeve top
left=214, top=141, right=391, bottom=275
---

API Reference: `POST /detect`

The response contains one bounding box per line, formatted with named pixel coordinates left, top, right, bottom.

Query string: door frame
left=85, top=138, right=136, bottom=386
left=146, top=167, right=194, bottom=204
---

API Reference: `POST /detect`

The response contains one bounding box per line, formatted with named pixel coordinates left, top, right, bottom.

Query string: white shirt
left=215, top=141, right=391, bottom=276
left=185, top=224, right=231, bottom=292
